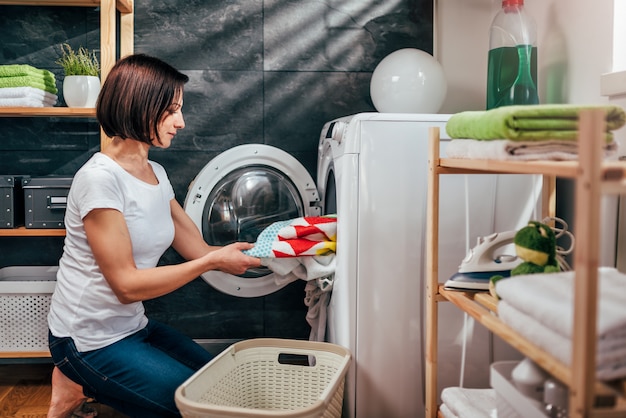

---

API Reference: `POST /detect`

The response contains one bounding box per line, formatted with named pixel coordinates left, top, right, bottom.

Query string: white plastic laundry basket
left=175, top=338, right=351, bottom=418
left=0, top=266, right=57, bottom=353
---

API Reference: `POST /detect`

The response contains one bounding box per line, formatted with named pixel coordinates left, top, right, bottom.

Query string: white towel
left=440, top=387, right=497, bottom=418
left=445, top=138, right=619, bottom=161
left=439, top=403, right=458, bottom=418
left=498, top=301, right=626, bottom=380
left=0, top=86, right=57, bottom=105
left=495, top=268, right=626, bottom=339
left=0, top=97, right=56, bottom=107
left=263, top=254, right=336, bottom=282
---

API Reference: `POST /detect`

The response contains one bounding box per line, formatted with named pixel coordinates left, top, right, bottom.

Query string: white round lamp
left=370, top=48, right=447, bottom=113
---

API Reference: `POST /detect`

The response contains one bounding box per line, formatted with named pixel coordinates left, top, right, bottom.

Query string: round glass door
left=202, top=165, right=304, bottom=278
left=184, top=144, right=320, bottom=297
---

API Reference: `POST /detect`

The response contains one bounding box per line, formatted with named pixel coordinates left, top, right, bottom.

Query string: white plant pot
left=62, top=75, right=100, bottom=108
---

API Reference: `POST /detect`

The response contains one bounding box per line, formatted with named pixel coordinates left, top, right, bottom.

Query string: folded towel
left=446, top=104, right=626, bottom=142
left=244, top=215, right=337, bottom=258
left=498, top=301, right=626, bottom=380
left=0, top=97, right=56, bottom=107
left=440, top=387, right=497, bottom=418
left=495, top=267, right=626, bottom=339
left=0, top=86, right=58, bottom=104
left=444, top=138, right=619, bottom=161
left=0, top=75, right=58, bottom=94
left=0, top=64, right=55, bottom=80
left=439, top=403, right=458, bottom=418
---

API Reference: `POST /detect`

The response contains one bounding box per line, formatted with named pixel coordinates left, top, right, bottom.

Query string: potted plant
left=56, top=43, right=100, bottom=108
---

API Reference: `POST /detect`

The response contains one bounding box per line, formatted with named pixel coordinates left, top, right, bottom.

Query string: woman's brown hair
left=96, top=54, right=189, bottom=145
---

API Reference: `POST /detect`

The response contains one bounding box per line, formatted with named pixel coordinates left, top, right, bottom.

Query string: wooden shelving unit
left=0, top=0, right=134, bottom=149
left=425, top=110, right=626, bottom=418
left=0, top=0, right=133, bottom=241
left=0, top=0, right=133, bottom=358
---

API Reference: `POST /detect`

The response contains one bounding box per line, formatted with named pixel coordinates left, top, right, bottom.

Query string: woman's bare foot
left=47, top=366, right=89, bottom=418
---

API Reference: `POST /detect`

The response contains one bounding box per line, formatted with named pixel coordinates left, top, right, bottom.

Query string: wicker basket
left=175, top=338, right=351, bottom=418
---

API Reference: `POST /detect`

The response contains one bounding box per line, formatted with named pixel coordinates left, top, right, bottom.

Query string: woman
left=47, top=54, right=261, bottom=418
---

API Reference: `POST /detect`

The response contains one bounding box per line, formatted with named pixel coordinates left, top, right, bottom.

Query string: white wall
left=436, top=0, right=614, bottom=112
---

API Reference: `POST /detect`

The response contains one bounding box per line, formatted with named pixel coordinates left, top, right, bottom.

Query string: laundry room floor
left=0, top=363, right=127, bottom=418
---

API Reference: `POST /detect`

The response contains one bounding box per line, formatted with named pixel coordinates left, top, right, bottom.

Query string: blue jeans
left=49, top=320, right=214, bottom=418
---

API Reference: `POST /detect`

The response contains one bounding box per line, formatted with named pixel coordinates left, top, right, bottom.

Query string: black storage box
left=22, top=176, right=73, bottom=229
left=0, top=175, right=29, bottom=229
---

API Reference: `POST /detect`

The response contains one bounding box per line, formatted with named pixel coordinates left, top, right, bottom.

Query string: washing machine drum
left=184, top=144, right=320, bottom=297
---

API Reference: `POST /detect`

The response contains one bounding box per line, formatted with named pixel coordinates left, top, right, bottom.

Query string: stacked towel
left=495, top=268, right=626, bottom=380
left=446, top=104, right=626, bottom=142
left=444, top=104, right=626, bottom=161
left=245, top=215, right=337, bottom=342
left=0, top=86, right=58, bottom=107
left=0, top=64, right=58, bottom=106
left=444, top=138, right=619, bottom=161
left=440, top=387, right=497, bottom=418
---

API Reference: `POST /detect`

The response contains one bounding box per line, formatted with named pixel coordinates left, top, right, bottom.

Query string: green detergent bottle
left=486, top=0, right=539, bottom=109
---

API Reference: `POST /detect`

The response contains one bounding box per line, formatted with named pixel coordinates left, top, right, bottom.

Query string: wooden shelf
left=0, top=0, right=133, bottom=362
left=0, top=0, right=133, bottom=14
left=0, top=351, right=50, bottom=359
left=0, top=107, right=96, bottom=117
left=0, top=227, right=65, bottom=237
left=437, top=158, right=626, bottom=185
left=439, top=286, right=626, bottom=401
left=425, top=110, right=626, bottom=418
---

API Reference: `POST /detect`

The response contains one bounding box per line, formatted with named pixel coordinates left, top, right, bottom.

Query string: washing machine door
left=184, top=144, right=320, bottom=297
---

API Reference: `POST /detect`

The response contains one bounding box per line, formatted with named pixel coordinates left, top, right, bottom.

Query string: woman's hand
left=204, top=242, right=261, bottom=275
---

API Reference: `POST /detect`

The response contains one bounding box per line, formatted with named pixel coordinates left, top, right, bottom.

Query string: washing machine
left=184, top=144, right=321, bottom=297
left=184, top=112, right=542, bottom=418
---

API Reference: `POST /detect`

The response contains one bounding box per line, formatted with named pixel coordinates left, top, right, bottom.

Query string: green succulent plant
left=55, top=43, right=100, bottom=77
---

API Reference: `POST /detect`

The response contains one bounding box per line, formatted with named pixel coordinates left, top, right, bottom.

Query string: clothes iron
left=444, top=230, right=522, bottom=291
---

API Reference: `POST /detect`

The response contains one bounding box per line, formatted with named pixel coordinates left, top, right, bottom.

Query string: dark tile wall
left=0, top=1, right=432, bottom=342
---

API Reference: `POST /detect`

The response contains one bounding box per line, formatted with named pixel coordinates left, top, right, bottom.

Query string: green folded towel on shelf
left=0, top=64, right=55, bottom=80
left=445, top=104, right=626, bottom=143
left=0, top=75, right=58, bottom=94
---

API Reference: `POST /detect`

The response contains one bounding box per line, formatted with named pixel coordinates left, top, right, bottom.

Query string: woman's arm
left=169, top=198, right=215, bottom=260
left=84, top=206, right=260, bottom=304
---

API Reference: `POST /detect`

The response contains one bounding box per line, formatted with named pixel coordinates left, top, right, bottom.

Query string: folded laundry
left=444, top=138, right=619, bottom=161
left=0, top=97, right=56, bottom=107
left=446, top=104, right=626, bottom=142
left=498, top=301, right=626, bottom=380
left=496, top=268, right=626, bottom=339
left=0, top=74, right=58, bottom=94
left=440, top=387, right=496, bottom=418
left=0, top=64, right=55, bottom=80
left=0, top=86, right=58, bottom=104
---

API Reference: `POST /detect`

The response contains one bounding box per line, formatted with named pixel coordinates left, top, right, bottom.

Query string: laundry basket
left=175, top=338, right=351, bottom=418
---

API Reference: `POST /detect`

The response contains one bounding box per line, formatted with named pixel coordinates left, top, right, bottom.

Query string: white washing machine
left=184, top=144, right=320, bottom=297
left=184, top=112, right=542, bottom=418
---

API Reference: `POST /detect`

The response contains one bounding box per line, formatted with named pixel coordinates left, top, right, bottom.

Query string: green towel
left=0, top=64, right=55, bottom=80
left=445, top=104, right=626, bottom=143
left=0, top=75, right=58, bottom=94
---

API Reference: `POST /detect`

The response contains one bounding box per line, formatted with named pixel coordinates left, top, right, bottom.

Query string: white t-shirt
left=48, top=152, right=175, bottom=352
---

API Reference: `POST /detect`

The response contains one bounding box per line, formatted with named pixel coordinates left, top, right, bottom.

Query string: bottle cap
left=503, top=0, right=523, bottom=6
